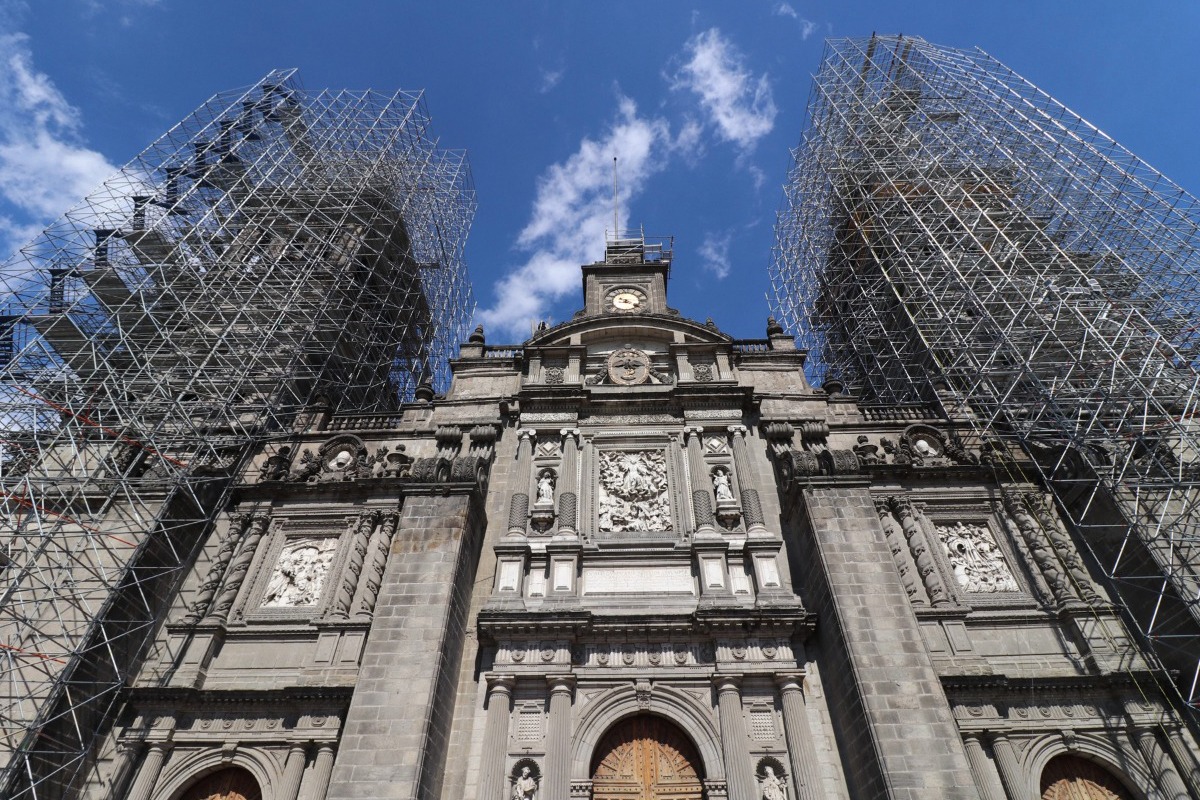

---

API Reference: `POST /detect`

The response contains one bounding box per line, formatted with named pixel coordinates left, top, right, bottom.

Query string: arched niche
left=152, top=747, right=279, bottom=800
left=570, top=683, right=723, bottom=782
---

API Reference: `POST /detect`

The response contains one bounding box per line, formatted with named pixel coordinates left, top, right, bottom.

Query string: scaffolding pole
left=0, top=69, right=475, bottom=797
left=772, top=35, right=1200, bottom=721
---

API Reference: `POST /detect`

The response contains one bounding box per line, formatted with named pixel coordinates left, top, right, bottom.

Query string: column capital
left=712, top=674, right=742, bottom=693
left=486, top=673, right=517, bottom=695
left=774, top=672, right=807, bottom=694
left=683, top=425, right=706, bottom=440
left=559, top=428, right=581, bottom=443
left=547, top=674, right=575, bottom=694
left=726, top=424, right=749, bottom=437
left=518, top=429, right=538, bottom=443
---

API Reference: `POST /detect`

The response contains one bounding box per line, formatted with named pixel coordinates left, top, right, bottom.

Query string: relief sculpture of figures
left=261, top=538, right=338, bottom=607
left=511, top=766, right=537, bottom=800
left=761, top=766, right=787, bottom=800
left=712, top=467, right=735, bottom=502
left=935, top=521, right=1018, bottom=593
left=597, top=450, right=672, bottom=532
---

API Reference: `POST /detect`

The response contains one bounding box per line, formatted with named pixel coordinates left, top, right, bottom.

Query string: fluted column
left=1163, top=727, right=1200, bottom=791
left=685, top=426, right=717, bottom=537
left=277, top=744, right=309, bottom=800
left=1134, top=729, right=1192, bottom=800
left=185, top=512, right=249, bottom=623
left=989, top=734, right=1025, bottom=800
left=727, top=425, right=767, bottom=536
left=557, top=429, right=580, bottom=536
left=479, top=675, right=516, bottom=800
left=300, top=742, right=336, bottom=800
left=961, top=734, right=1007, bottom=800
left=206, top=512, right=271, bottom=623
left=125, top=742, right=170, bottom=800
left=545, top=676, right=575, bottom=800
left=714, top=676, right=755, bottom=800
left=354, top=511, right=399, bottom=619
left=890, top=497, right=949, bottom=606
left=328, top=510, right=379, bottom=619
left=775, top=674, right=823, bottom=800
left=507, top=431, right=537, bottom=538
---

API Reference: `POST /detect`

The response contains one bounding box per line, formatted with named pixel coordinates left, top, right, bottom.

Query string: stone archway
left=176, top=767, right=262, bottom=800
left=1040, top=755, right=1135, bottom=800
left=590, top=714, right=704, bottom=800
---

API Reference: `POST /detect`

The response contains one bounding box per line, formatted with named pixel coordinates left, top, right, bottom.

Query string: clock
left=606, top=287, right=647, bottom=313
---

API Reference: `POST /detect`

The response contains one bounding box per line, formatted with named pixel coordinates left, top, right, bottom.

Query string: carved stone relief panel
left=597, top=450, right=672, bottom=533
left=260, top=537, right=339, bottom=607
left=934, top=521, right=1019, bottom=594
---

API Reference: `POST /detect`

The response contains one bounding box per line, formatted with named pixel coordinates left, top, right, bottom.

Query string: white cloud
left=0, top=34, right=117, bottom=256
left=539, top=67, right=564, bottom=93
left=772, top=3, right=818, bottom=39
left=477, top=97, right=670, bottom=337
left=672, top=28, right=777, bottom=152
left=698, top=232, right=732, bottom=280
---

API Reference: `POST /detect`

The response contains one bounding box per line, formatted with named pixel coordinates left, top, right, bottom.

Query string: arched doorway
left=1040, top=755, right=1135, bottom=800
left=590, top=714, right=704, bottom=800
left=177, top=767, right=262, bottom=800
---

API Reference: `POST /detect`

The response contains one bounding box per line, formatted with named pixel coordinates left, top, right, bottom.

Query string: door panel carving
left=179, top=767, right=262, bottom=800
left=591, top=715, right=703, bottom=800
left=1040, top=755, right=1134, bottom=800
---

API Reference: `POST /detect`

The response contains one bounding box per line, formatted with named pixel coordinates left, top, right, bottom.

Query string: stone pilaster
left=989, top=734, right=1024, bottom=800
left=328, top=509, right=379, bottom=619
left=507, top=430, right=537, bottom=538
left=684, top=425, right=718, bottom=538
left=728, top=425, right=767, bottom=536
left=1163, top=727, right=1200, bottom=792
left=875, top=499, right=922, bottom=604
left=124, top=742, right=170, bottom=800
left=184, top=512, right=249, bottom=623
left=714, top=676, right=755, bottom=800
left=301, top=743, right=336, bottom=800
left=206, top=512, right=270, bottom=623
left=890, top=497, right=949, bottom=606
left=776, top=674, right=823, bottom=800
left=354, top=511, right=399, bottom=619
left=961, top=734, right=1007, bottom=800
left=545, top=675, right=575, bottom=800
left=277, top=744, right=309, bottom=800
left=1133, top=729, right=1192, bottom=800
left=478, top=675, right=516, bottom=800
left=557, top=429, right=581, bottom=536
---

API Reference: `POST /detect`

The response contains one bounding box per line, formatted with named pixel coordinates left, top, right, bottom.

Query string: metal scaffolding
left=0, top=69, right=474, bottom=797
left=771, top=35, right=1200, bottom=718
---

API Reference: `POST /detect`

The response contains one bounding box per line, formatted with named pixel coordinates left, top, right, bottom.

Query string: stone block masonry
left=326, top=490, right=486, bottom=800
left=794, top=486, right=981, bottom=800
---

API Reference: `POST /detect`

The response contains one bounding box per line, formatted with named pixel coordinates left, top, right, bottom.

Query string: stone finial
left=766, top=316, right=784, bottom=336
left=469, top=324, right=486, bottom=344
left=414, top=379, right=435, bottom=403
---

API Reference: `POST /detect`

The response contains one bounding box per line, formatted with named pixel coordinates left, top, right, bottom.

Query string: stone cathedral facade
left=87, top=237, right=1200, bottom=800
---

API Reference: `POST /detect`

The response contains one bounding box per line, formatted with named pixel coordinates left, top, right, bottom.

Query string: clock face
left=607, top=287, right=647, bottom=312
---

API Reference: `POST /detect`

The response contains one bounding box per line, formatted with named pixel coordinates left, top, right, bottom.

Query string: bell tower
left=581, top=230, right=673, bottom=317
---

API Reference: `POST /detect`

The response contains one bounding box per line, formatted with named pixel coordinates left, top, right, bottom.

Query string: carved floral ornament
left=597, top=450, right=672, bottom=533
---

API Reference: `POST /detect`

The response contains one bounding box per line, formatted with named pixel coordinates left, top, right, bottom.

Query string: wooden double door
left=1040, top=756, right=1135, bottom=800
left=591, top=715, right=704, bottom=800
left=178, top=768, right=262, bottom=800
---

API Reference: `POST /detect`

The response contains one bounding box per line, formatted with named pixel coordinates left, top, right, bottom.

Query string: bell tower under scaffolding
left=0, top=70, right=474, bottom=797
left=771, top=35, right=1200, bottom=721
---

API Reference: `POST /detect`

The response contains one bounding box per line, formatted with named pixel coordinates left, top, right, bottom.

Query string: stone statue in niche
left=511, top=766, right=537, bottom=800
left=712, top=467, right=735, bottom=503
left=535, top=469, right=555, bottom=505
left=935, top=521, right=1019, bottom=593
left=597, top=450, right=672, bottom=532
left=261, top=537, right=338, bottom=607
left=761, top=767, right=787, bottom=800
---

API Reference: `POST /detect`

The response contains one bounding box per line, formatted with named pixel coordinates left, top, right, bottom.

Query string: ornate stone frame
left=568, top=682, right=725, bottom=785
left=918, top=500, right=1033, bottom=607
left=239, top=514, right=355, bottom=623
left=584, top=434, right=683, bottom=543
left=1016, top=732, right=1155, bottom=800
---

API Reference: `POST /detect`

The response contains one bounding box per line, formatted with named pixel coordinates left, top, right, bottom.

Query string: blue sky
left=1, top=1, right=1198, bottom=341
